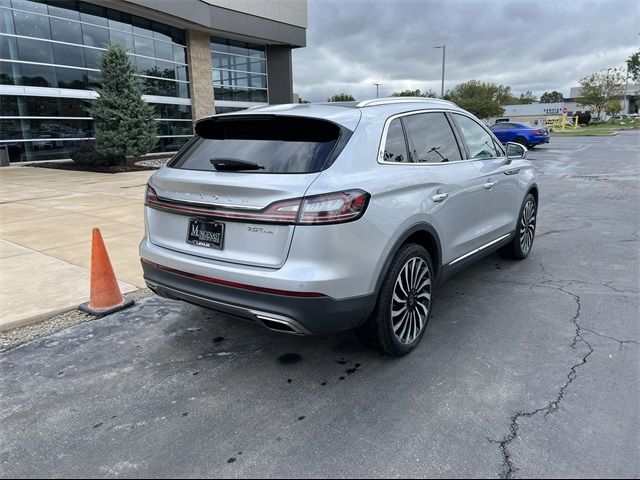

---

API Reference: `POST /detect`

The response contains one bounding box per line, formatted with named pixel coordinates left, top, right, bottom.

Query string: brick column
left=186, top=29, right=214, bottom=121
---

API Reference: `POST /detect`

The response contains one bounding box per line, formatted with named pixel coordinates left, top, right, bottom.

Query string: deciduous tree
left=626, top=50, right=640, bottom=83
left=445, top=80, right=508, bottom=119
left=540, top=91, right=565, bottom=103
left=391, top=89, right=437, bottom=98
left=577, top=68, right=625, bottom=119
left=327, top=93, right=355, bottom=102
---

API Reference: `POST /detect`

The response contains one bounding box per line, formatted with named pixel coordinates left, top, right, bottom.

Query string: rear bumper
left=530, top=135, right=550, bottom=145
left=142, top=260, right=376, bottom=335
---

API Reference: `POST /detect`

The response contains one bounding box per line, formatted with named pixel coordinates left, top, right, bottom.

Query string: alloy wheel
left=391, top=257, right=432, bottom=345
left=520, top=199, right=536, bottom=254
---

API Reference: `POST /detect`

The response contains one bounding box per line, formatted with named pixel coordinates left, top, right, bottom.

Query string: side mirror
left=505, top=142, right=527, bottom=163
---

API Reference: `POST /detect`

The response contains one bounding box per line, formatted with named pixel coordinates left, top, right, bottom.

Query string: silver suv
left=140, top=98, right=538, bottom=356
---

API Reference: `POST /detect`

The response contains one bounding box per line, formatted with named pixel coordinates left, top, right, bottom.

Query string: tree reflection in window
left=383, top=118, right=409, bottom=163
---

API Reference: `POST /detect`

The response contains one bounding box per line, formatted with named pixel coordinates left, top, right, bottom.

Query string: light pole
left=374, top=83, right=381, bottom=98
left=434, top=45, right=446, bottom=98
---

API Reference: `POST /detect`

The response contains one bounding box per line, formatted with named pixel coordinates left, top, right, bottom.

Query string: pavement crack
left=492, top=285, right=594, bottom=479
left=580, top=327, right=639, bottom=349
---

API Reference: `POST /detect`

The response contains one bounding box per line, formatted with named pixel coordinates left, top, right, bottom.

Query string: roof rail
left=356, top=97, right=457, bottom=108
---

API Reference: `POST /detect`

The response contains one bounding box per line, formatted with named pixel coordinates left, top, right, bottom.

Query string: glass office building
left=211, top=36, right=268, bottom=113
left=0, top=0, right=307, bottom=162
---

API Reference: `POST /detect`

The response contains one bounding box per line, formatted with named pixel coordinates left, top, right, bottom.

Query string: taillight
left=145, top=184, right=370, bottom=225
left=145, top=184, right=158, bottom=204
left=298, top=190, right=370, bottom=224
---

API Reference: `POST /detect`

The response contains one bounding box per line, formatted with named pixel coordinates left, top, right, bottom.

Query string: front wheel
left=358, top=244, right=434, bottom=356
left=499, top=193, right=537, bottom=259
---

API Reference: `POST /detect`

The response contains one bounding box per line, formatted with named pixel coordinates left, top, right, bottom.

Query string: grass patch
left=550, top=119, right=640, bottom=136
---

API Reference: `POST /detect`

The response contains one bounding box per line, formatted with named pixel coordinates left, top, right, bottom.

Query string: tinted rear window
left=169, top=116, right=344, bottom=173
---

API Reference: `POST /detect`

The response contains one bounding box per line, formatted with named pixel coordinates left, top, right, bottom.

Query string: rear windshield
left=168, top=115, right=344, bottom=173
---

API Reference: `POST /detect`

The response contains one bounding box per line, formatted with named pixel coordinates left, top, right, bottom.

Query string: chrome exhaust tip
left=255, top=315, right=305, bottom=335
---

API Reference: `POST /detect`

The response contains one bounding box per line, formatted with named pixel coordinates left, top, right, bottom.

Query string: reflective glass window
left=83, top=47, right=101, bottom=69
left=403, top=113, right=462, bottom=163
left=155, top=60, right=175, bottom=80
left=250, top=74, right=266, bottom=89
left=55, top=66, right=86, bottom=89
left=86, top=68, right=100, bottom=88
left=228, top=40, right=248, bottom=56
left=11, top=0, right=46, bottom=14
left=157, top=120, right=193, bottom=136
left=47, top=3, right=80, bottom=20
left=16, top=37, right=52, bottom=63
left=149, top=103, right=192, bottom=119
left=53, top=43, right=85, bottom=68
left=0, top=60, right=16, bottom=84
left=211, top=37, right=229, bottom=53
left=135, top=55, right=155, bottom=75
left=13, top=10, right=51, bottom=39
left=0, top=7, right=16, bottom=35
left=383, top=118, right=409, bottom=163
left=250, top=89, right=267, bottom=102
left=109, top=30, right=134, bottom=50
left=153, top=40, right=172, bottom=61
left=131, top=16, right=152, bottom=37
left=0, top=34, right=17, bottom=59
left=172, top=44, right=185, bottom=64
left=133, top=34, right=154, bottom=57
left=20, top=62, right=55, bottom=87
left=50, top=16, right=82, bottom=44
left=81, top=23, right=109, bottom=48
left=79, top=2, right=107, bottom=26
left=452, top=114, right=500, bottom=159
left=106, top=10, right=132, bottom=32
left=177, top=82, right=189, bottom=98
left=248, top=58, right=265, bottom=73
left=175, top=64, right=187, bottom=82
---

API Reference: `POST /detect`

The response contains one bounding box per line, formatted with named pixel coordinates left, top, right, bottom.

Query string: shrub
left=70, top=140, right=123, bottom=167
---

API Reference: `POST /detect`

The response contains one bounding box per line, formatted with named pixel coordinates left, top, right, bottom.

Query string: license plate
left=186, top=218, right=225, bottom=250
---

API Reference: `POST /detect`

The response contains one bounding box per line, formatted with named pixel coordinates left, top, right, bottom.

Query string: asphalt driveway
left=1, top=132, right=638, bottom=478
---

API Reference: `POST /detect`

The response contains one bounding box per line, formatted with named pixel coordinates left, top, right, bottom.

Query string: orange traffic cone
left=79, top=228, right=134, bottom=316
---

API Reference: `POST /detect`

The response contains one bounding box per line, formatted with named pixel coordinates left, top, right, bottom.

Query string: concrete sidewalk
left=0, top=165, right=153, bottom=330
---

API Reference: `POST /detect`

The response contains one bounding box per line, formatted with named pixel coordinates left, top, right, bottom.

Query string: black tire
left=499, top=193, right=537, bottom=260
left=515, top=136, right=528, bottom=148
left=357, top=244, right=434, bottom=356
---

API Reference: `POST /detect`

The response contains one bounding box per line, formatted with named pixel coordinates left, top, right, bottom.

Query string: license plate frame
left=186, top=218, right=225, bottom=250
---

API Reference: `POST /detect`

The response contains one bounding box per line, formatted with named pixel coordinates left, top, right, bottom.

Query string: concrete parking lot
left=1, top=132, right=638, bottom=478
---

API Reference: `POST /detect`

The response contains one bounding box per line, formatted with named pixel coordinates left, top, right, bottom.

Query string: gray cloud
left=292, top=0, right=640, bottom=101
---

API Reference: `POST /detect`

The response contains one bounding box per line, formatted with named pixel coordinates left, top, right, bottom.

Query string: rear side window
left=403, top=113, right=462, bottom=163
left=382, top=118, right=409, bottom=163
left=452, top=114, right=500, bottom=159
left=169, top=116, right=344, bottom=173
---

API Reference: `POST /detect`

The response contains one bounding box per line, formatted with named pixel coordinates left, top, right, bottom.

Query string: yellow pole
left=561, top=112, right=567, bottom=132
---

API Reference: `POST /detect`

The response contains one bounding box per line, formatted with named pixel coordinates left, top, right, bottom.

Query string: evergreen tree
left=89, top=42, right=157, bottom=162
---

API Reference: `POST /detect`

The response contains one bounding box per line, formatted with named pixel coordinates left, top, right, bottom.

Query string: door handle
left=432, top=192, right=449, bottom=202
left=484, top=181, right=496, bottom=190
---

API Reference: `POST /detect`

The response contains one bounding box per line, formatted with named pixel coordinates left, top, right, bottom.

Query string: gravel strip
left=135, top=157, right=170, bottom=168
left=0, top=288, right=154, bottom=352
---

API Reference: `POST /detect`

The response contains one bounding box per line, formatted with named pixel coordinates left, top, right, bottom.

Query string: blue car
left=489, top=122, right=550, bottom=148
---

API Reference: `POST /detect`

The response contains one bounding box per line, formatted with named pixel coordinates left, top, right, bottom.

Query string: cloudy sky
left=292, top=0, right=640, bottom=102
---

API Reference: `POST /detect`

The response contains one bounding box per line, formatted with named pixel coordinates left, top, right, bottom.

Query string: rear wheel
left=499, top=193, right=537, bottom=260
left=515, top=136, right=528, bottom=148
left=358, top=244, right=434, bottom=356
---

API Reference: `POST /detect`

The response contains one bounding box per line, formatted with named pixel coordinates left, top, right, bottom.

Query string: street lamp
left=433, top=45, right=446, bottom=98
left=374, top=83, right=381, bottom=98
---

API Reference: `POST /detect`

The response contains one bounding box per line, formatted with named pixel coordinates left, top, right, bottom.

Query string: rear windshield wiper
left=210, top=158, right=265, bottom=171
